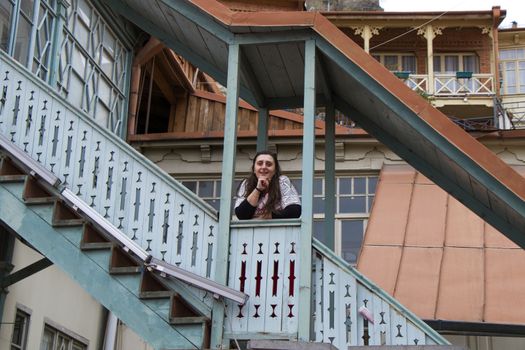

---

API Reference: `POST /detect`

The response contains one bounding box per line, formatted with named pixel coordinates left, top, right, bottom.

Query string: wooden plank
left=185, top=95, right=199, bottom=132
left=279, top=42, right=305, bottom=97
left=258, top=44, right=294, bottom=98
left=173, top=93, right=188, bottom=132
left=243, top=45, right=276, bottom=98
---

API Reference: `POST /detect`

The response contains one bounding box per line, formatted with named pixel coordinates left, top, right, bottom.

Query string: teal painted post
left=298, top=39, right=316, bottom=341
left=324, top=101, right=335, bottom=250
left=211, top=43, right=240, bottom=349
left=7, top=0, right=22, bottom=56
left=257, top=107, right=269, bottom=151
left=48, top=0, right=69, bottom=86
left=25, top=0, right=41, bottom=68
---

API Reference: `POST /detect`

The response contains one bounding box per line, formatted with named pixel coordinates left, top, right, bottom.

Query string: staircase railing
left=0, top=127, right=247, bottom=305
left=224, top=219, right=447, bottom=347
left=0, top=51, right=219, bottom=281
left=312, top=239, right=445, bottom=349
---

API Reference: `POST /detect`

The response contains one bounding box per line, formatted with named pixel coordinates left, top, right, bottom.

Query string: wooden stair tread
left=169, top=316, right=209, bottom=325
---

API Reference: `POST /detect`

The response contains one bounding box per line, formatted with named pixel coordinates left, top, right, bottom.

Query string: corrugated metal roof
left=358, top=164, right=525, bottom=325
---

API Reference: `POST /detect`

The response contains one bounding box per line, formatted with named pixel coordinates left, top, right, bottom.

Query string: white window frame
left=499, top=47, right=525, bottom=95
left=433, top=52, right=479, bottom=73
left=371, top=53, right=417, bottom=73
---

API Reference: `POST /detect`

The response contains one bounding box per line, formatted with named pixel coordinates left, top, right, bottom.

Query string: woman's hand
left=257, top=177, right=270, bottom=192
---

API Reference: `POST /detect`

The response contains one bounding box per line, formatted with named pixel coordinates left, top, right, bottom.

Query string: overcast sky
left=380, top=0, right=525, bottom=28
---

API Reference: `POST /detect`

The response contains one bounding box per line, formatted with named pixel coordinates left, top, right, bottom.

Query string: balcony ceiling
left=107, top=0, right=525, bottom=248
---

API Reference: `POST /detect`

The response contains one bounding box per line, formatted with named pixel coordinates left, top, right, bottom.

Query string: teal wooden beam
left=159, top=0, right=234, bottom=44
left=234, top=30, right=314, bottom=45
left=211, top=43, right=241, bottom=349
left=257, top=107, right=269, bottom=152
left=324, top=101, right=335, bottom=250
left=0, top=258, right=53, bottom=288
left=48, top=0, right=69, bottom=87
left=7, top=0, right=21, bottom=56
left=316, top=37, right=525, bottom=248
left=298, top=39, right=316, bottom=342
left=25, top=0, right=41, bottom=68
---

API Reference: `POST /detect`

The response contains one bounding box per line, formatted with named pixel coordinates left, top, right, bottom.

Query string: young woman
left=234, top=151, right=301, bottom=219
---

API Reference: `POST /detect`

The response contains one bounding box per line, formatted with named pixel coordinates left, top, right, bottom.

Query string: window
left=40, top=324, right=87, bottom=350
left=499, top=48, right=525, bottom=94
left=433, top=53, right=479, bottom=73
left=11, top=309, right=30, bottom=350
left=58, top=0, right=129, bottom=133
left=0, top=0, right=130, bottom=134
left=181, top=174, right=378, bottom=265
left=306, top=175, right=377, bottom=265
left=372, top=53, right=416, bottom=73
left=182, top=179, right=223, bottom=211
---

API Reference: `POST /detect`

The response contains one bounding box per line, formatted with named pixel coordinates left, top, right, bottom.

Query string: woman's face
left=253, top=154, right=276, bottom=181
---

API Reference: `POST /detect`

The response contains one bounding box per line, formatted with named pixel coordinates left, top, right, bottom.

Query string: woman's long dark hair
left=242, top=151, right=282, bottom=216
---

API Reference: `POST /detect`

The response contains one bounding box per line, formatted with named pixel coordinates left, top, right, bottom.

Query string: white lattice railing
left=399, top=73, right=494, bottom=97
left=225, top=220, right=301, bottom=338
left=402, top=74, right=428, bottom=94
left=0, top=51, right=219, bottom=280
left=434, top=73, right=494, bottom=96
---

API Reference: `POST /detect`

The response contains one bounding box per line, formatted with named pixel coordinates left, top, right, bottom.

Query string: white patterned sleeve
left=279, top=176, right=301, bottom=208
left=234, top=180, right=247, bottom=208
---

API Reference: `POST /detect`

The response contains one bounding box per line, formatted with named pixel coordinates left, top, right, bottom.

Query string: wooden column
left=324, top=101, right=336, bottom=250
left=257, top=107, right=269, bottom=151
left=298, top=39, right=316, bottom=341
left=211, top=43, right=240, bottom=349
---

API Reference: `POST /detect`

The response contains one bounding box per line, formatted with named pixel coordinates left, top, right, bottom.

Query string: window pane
left=433, top=56, right=441, bottom=72
left=401, top=55, right=416, bottom=73
left=339, top=177, right=352, bottom=195
left=313, top=197, right=325, bottom=214
left=313, top=178, right=323, bottom=195
left=444, top=55, right=458, bottom=73
left=368, top=195, right=375, bottom=212
left=205, top=199, right=220, bottom=211
left=463, top=55, right=478, bottom=73
left=313, top=220, right=330, bottom=247
left=339, top=196, right=366, bottom=213
left=40, top=328, right=54, bottom=350
left=13, top=16, right=31, bottom=64
left=0, top=1, right=14, bottom=52
left=182, top=181, right=196, bottom=193
left=354, top=177, right=366, bottom=194
left=368, top=177, right=378, bottom=194
left=384, top=55, right=398, bottom=71
left=290, top=179, right=301, bottom=195
left=341, top=220, right=365, bottom=264
left=500, top=49, right=515, bottom=60
left=517, top=48, right=525, bottom=59
left=520, top=61, right=525, bottom=93
left=198, top=181, right=214, bottom=197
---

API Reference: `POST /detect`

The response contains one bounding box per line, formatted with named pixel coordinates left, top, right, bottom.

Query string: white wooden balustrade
left=0, top=52, right=219, bottom=281
left=312, top=240, right=442, bottom=349
left=399, top=73, right=494, bottom=96
left=226, top=220, right=301, bottom=339
left=434, top=73, right=493, bottom=96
